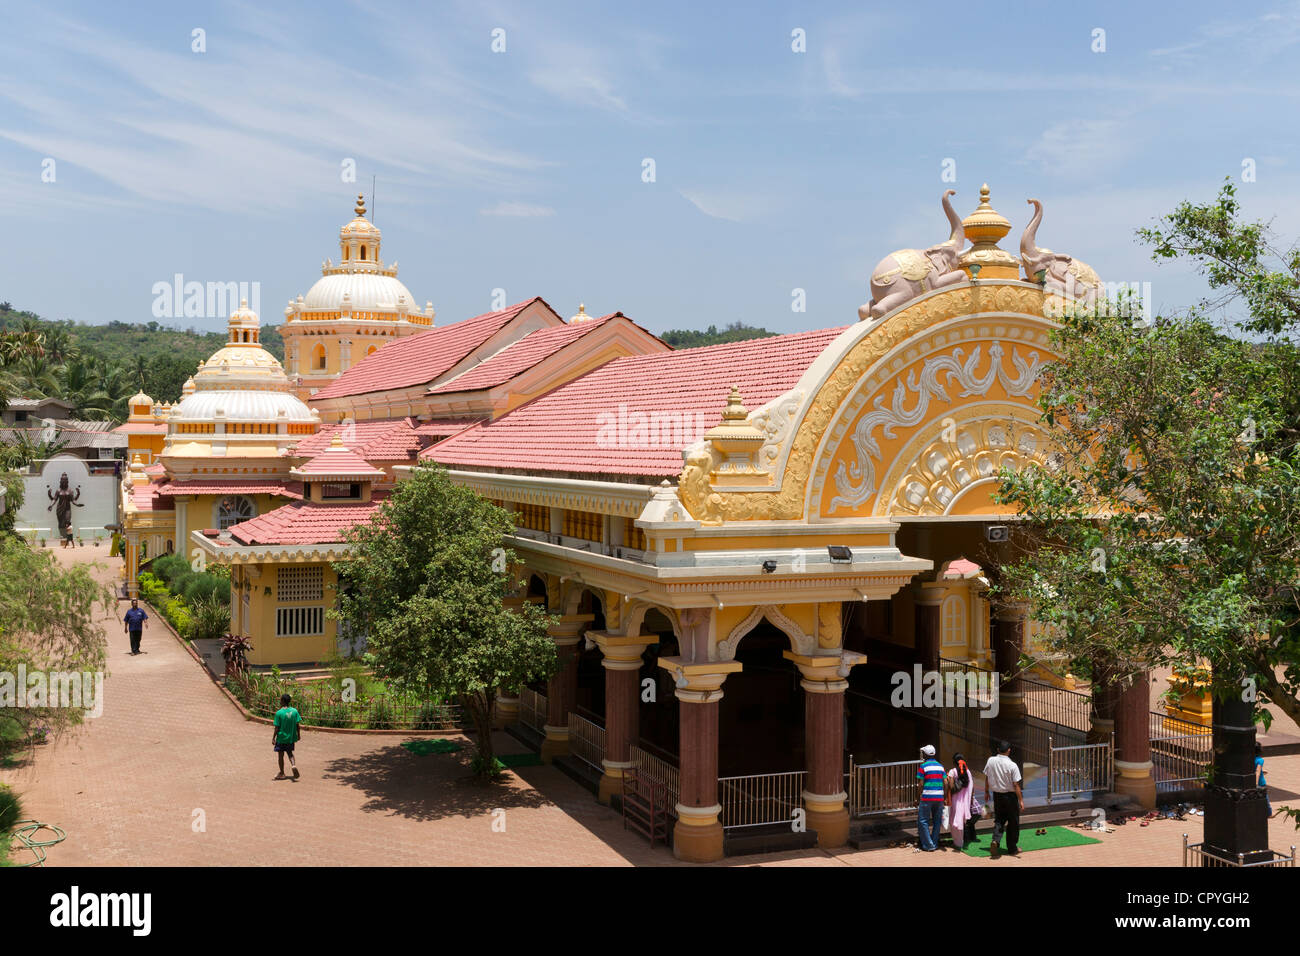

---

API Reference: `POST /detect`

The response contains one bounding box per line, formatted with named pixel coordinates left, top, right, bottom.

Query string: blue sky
left=3, top=0, right=1299, bottom=336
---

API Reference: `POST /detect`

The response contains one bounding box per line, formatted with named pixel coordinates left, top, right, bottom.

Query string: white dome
left=171, top=389, right=316, bottom=423
left=301, top=272, right=420, bottom=313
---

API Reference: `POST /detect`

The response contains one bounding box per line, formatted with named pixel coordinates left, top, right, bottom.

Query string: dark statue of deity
left=47, top=471, right=84, bottom=545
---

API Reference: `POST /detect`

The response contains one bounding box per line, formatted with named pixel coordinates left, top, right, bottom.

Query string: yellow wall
left=232, top=562, right=339, bottom=667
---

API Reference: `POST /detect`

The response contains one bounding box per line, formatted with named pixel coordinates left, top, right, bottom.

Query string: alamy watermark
left=890, top=664, right=1000, bottom=718
left=595, top=403, right=709, bottom=450
left=151, top=274, right=261, bottom=320
left=0, top=665, right=104, bottom=718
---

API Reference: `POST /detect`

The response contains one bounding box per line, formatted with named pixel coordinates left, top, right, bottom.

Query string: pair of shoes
left=1035, top=828, right=1047, bottom=836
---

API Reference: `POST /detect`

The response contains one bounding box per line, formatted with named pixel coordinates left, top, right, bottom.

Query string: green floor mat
left=960, top=825, right=1101, bottom=857
left=495, top=752, right=542, bottom=769
left=401, top=739, right=464, bottom=756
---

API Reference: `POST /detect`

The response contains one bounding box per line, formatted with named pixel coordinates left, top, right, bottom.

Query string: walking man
left=983, top=740, right=1023, bottom=857
left=123, top=600, right=148, bottom=655
left=916, top=744, right=946, bottom=851
left=273, top=694, right=302, bottom=780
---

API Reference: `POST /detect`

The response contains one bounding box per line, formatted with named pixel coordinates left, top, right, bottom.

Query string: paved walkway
left=3, top=547, right=1297, bottom=867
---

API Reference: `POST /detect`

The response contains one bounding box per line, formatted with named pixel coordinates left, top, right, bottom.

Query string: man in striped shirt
left=917, top=745, right=947, bottom=851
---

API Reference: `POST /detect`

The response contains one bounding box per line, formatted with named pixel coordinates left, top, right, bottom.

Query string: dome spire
left=354, top=193, right=367, bottom=218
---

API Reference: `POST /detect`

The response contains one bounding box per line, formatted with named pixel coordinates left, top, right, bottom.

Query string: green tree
left=0, top=536, right=112, bottom=744
left=333, top=464, right=557, bottom=777
left=0, top=471, right=24, bottom=536
left=994, top=179, right=1300, bottom=729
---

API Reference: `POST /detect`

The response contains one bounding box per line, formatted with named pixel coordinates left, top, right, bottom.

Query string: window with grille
left=276, top=605, right=324, bottom=637
left=322, top=482, right=360, bottom=499
left=217, top=495, right=256, bottom=530
left=941, top=593, right=967, bottom=646
left=277, top=566, right=323, bottom=602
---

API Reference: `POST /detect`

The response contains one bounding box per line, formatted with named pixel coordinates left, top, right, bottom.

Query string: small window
left=941, top=593, right=967, bottom=646
left=322, top=482, right=360, bottom=499
left=360, top=244, right=367, bottom=260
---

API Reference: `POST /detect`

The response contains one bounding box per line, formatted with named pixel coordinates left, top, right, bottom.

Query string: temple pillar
left=659, top=658, right=742, bottom=863
left=540, top=615, right=592, bottom=763
left=786, top=650, right=866, bottom=848
left=913, top=583, right=943, bottom=672
left=591, top=632, right=653, bottom=804
left=1113, top=670, right=1157, bottom=809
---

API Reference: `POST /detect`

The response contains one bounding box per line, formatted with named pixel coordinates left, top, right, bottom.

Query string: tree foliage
left=333, top=464, right=557, bottom=777
left=659, top=322, right=775, bottom=349
left=0, top=536, right=112, bottom=743
left=994, top=180, right=1300, bottom=734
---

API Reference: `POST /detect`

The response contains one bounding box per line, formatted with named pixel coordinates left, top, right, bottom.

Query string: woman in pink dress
left=946, top=752, right=978, bottom=849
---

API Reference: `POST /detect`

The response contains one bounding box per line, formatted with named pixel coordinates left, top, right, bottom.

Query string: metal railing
left=1022, top=677, right=1093, bottom=733
left=1048, top=733, right=1113, bottom=802
left=567, top=712, right=606, bottom=773
left=718, top=770, right=806, bottom=830
left=630, top=745, right=679, bottom=816
left=236, top=681, right=463, bottom=730
left=847, top=757, right=921, bottom=817
left=519, top=687, right=547, bottom=734
left=1150, top=711, right=1212, bottom=792
left=1183, top=834, right=1295, bottom=867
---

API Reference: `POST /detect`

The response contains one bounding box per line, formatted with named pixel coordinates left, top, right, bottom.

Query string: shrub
left=0, top=785, right=22, bottom=835
left=151, top=554, right=190, bottom=587
left=182, top=573, right=230, bottom=605
left=192, top=594, right=232, bottom=643
left=415, top=699, right=452, bottom=730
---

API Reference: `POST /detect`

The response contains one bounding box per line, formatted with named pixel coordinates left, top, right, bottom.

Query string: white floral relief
left=829, top=342, right=1043, bottom=513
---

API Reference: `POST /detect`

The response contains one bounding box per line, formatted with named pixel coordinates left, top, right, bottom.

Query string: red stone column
left=660, top=659, right=741, bottom=863
left=785, top=650, right=864, bottom=848
left=540, top=616, right=591, bottom=763
left=1113, top=670, right=1156, bottom=808
left=591, top=633, right=652, bottom=804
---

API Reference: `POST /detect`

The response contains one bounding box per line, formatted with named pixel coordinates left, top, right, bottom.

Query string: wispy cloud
left=677, top=188, right=769, bottom=224
left=480, top=201, right=555, bottom=217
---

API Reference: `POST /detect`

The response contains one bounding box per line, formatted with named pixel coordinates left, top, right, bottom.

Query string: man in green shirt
left=273, top=693, right=302, bottom=780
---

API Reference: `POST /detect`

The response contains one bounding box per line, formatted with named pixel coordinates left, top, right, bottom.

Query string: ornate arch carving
left=716, top=605, right=815, bottom=661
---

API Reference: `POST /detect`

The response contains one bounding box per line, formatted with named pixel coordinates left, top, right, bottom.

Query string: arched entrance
left=719, top=615, right=805, bottom=777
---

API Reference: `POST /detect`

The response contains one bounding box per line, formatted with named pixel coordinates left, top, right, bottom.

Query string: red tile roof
left=291, top=439, right=386, bottom=479
left=424, top=327, right=846, bottom=477
left=428, top=314, right=617, bottom=395
left=414, top=419, right=482, bottom=437
left=130, top=481, right=172, bottom=511
left=157, top=480, right=303, bottom=500
left=293, top=419, right=421, bottom=460
left=310, top=298, right=551, bottom=400
left=227, top=494, right=389, bottom=545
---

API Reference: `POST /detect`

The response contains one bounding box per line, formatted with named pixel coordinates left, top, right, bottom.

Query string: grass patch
left=960, top=825, right=1102, bottom=857
left=400, top=739, right=464, bottom=756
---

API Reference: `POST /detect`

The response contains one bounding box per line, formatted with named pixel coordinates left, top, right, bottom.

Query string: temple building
left=131, top=186, right=1164, bottom=863
left=280, top=194, right=436, bottom=398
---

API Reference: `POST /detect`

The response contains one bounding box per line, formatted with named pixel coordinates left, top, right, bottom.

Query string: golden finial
left=354, top=193, right=366, bottom=217
left=959, top=182, right=1016, bottom=279
left=721, top=385, right=748, bottom=421
left=330, top=433, right=346, bottom=449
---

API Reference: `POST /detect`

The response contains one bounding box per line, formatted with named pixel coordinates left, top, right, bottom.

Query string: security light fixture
left=762, top=560, right=777, bottom=573
left=986, top=525, right=1010, bottom=543
left=827, top=545, right=853, bottom=563
left=675, top=673, right=689, bottom=689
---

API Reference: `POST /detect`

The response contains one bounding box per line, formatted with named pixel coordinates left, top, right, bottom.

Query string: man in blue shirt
left=917, top=744, right=947, bottom=851
left=123, top=600, right=149, bottom=655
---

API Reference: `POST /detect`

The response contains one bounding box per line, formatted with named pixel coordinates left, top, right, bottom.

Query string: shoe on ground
left=274, top=773, right=288, bottom=780
left=292, top=767, right=300, bottom=779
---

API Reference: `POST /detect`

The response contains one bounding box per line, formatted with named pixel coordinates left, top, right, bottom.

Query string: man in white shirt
left=983, top=740, right=1023, bottom=857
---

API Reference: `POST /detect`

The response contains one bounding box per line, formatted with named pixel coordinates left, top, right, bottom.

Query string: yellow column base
left=1113, top=759, right=1157, bottom=810
left=540, top=726, right=569, bottom=764
left=803, top=792, right=850, bottom=848
left=493, top=696, right=519, bottom=730
left=672, top=820, right=724, bottom=863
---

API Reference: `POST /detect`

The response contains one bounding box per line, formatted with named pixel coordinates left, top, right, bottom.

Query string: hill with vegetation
left=0, top=302, right=283, bottom=423
left=659, top=322, right=776, bottom=349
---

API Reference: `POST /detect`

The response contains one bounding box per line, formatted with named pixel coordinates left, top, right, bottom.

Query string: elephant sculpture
left=1020, top=198, right=1102, bottom=306
left=859, top=189, right=966, bottom=320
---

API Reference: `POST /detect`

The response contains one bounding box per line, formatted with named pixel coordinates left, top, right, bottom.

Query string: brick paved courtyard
left=4, top=548, right=1298, bottom=867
